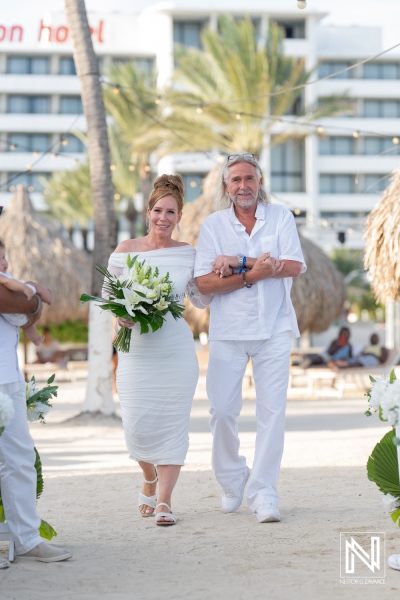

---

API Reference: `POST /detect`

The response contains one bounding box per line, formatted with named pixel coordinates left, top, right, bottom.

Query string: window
left=7, top=56, right=49, bottom=75
left=319, top=137, right=354, bottom=155
left=8, top=133, right=50, bottom=152
left=364, top=137, right=400, bottom=155
left=60, top=96, right=83, bottom=114
left=59, top=134, right=85, bottom=153
left=59, top=57, right=76, bottom=75
left=364, top=175, right=390, bottom=194
left=8, top=172, right=50, bottom=192
left=271, top=139, right=305, bottom=192
left=112, top=57, right=155, bottom=73
left=173, top=21, right=204, bottom=49
left=274, top=20, right=305, bottom=39
left=364, top=100, right=400, bottom=118
left=320, top=175, right=355, bottom=194
left=318, top=62, right=352, bottom=79
left=181, top=174, right=205, bottom=202
left=363, top=62, right=399, bottom=79
left=7, top=95, right=50, bottom=113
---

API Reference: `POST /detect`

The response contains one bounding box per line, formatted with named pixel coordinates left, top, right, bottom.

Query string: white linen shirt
left=194, top=203, right=307, bottom=341
left=0, top=316, right=23, bottom=384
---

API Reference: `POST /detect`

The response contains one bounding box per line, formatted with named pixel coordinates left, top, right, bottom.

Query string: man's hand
left=247, top=253, right=284, bottom=283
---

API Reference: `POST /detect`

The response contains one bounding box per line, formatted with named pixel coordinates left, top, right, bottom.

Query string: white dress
left=106, top=245, right=210, bottom=466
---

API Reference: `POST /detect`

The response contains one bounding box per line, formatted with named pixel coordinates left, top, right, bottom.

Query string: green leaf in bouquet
left=136, top=314, right=150, bottom=335
left=39, top=519, right=57, bottom=540
left=367, top=429, right=400, bottom=498
left=47, top=374, right=56, bottom=385
left=80, top=293, right=105, bottom=304
left=35, top=447, right=44, bottom=500
left=369, top=375, right=377, bottom=383
left=390, top=369, right=397, bottom=384
left=391, top=508, right=400, bottom=526
left=126, top=254, right=138, bottom=270
left=0, top=503, right=5, bottom=523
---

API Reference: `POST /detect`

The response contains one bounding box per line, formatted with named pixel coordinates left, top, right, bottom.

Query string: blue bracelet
left=238, top=256, right=247, bottom=274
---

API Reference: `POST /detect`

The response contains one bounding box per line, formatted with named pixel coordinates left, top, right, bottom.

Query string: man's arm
left=212, top=255, right=302, bottom=278
left=0, top=285, right=42, bottom=323
left=196, top=253, right=284, bottom=295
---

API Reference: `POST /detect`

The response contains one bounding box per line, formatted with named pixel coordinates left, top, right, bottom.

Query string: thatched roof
left=0, top=185, right=91, bottom=325
left=364, top=168, right=400, bottom=303
left=179, top=167, right=346, bottom=335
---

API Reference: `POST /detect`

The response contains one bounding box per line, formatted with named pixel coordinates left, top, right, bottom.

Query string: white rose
left=27, top=401, right=50, bottom=423
left=369, top=378, right=389, bottom=410
left=382, top=493, right=400, bottom=513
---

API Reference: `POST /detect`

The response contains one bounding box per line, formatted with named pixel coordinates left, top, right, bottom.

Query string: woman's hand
left=248, top=253, right=284, bottom=283
left=212, top=255, right=237, bottom=278
left=117, top=317, right=135, bottom=328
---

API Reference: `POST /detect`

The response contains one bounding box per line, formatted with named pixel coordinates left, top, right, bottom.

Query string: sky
left=2, top=0, right=400, bottom=51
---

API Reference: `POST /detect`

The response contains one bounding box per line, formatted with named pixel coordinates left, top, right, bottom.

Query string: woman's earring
left=177, top=223, right=181, bottom=233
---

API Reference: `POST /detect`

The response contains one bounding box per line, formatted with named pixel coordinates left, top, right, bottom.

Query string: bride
left=105, top=174, right=211, bottom=525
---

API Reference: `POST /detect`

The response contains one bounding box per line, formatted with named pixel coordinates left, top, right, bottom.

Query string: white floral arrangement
left=366, top=369, right=400, bottom=527
left=0, top=392, right=15, bottom=436
left=26, top=374, right=58, bottom=424
left=80, top=254, right=185, bottom=352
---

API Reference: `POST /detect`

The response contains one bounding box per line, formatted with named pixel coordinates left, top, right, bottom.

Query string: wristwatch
left=236, top=254, right=245, bottom=268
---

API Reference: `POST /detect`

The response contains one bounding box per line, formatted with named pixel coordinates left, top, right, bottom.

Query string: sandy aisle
left=1, top=378, right=399, bottom=599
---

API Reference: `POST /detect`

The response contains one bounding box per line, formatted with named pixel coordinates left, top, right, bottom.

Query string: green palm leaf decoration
left=367, top=429, right=400, bottom=526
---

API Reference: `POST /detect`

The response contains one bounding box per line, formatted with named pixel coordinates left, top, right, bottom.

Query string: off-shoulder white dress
left=106, top=245, right=210, bottom=466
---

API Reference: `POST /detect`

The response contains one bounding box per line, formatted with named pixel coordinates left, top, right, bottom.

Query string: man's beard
left=230, top=190, right=258, bottom=209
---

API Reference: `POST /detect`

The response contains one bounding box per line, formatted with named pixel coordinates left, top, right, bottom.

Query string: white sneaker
left=388, top=554, right=400, bottom=571
left=221, top=467, right=250, bottom=514
left=17, top=541, right=72, bottom=563
left=0, top=557, right=10, bottom=569
left=253, top=503, right=281, bottom=523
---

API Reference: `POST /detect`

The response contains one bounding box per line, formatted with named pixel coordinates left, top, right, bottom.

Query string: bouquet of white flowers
left=0, top=392, right=15, bottom=436
left=80, top=254, right=185, bottom=352
left=26, top=374, right=58, bottom=424
left=365, top=369, right=400, bottom=527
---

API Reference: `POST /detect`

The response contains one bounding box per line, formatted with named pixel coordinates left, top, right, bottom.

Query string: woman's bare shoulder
left=114, top=238, right=146, bottom=253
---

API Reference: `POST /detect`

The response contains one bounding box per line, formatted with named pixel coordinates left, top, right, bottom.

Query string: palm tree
left=64, top=0, right=115, bottom=415
left=157, top=17, right=348, bottom=156
left=103, top=62, right=164, bottom=229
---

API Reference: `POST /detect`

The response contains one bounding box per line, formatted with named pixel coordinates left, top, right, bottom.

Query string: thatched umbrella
left=178, top=167, right=346, bottom=335
left=365, top=168, right=400, bottom=303
left=0, top=185, right=91, bottom=325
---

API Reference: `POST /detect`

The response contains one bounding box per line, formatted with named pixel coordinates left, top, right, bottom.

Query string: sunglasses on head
left=227, top=153, right=255, bottom=163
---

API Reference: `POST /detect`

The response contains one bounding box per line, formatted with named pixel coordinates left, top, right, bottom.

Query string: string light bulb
left=26, top=164, right=32, bottom=171
left=352, top=130, right=360, bottom=138
left=9, top=144, right=16, bottom=151
left=128, top=164, right=135, bottom=171
left=297, top=1, right=307, bottom=9
left=393, top=137, right=400, bottom=145
left=33, top=151, right=39, bottom=158
left=154, top=97, right=161, bottom=105
left=235, top=113, right=242, bottom=121
left=114, top=193, right=121, bottom=200
left=144, top=165, right=151, bottom=172
left=196, top=106, right=203, bottom=114
left=110, top=164, right=116, bottom=171
left=113, top=86, right=120, bottom=95
left=316, top=126, right=324, bottom=135
left=61, top=139, right=68, bottom=146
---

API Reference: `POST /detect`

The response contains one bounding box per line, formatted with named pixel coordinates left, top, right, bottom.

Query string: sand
left=1, top=377, right=400, bottom=600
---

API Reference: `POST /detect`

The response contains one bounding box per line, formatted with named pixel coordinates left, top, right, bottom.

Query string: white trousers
left=0, top=381, right=41, bottom=554
left=207, top=331, right=292, bottom=510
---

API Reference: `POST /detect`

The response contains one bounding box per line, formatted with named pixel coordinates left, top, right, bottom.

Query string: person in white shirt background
left=195, top=152, right=306, bottom=524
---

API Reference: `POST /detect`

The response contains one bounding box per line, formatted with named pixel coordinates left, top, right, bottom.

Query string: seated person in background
left=0, top=239, right=52, bottom=346
left=35, top=327, right=63, bottom=364
left=328, top=333, right=388, bottom=370
left=303, top=326, right=352, bottom=367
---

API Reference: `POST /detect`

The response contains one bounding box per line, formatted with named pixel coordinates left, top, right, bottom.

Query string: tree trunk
left=139, top=162, right=152, bottom=233
left=65, top=0, right=115, bottom=414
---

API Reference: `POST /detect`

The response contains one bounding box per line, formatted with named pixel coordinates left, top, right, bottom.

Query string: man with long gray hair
left=195, top=152, right=306, bottom=523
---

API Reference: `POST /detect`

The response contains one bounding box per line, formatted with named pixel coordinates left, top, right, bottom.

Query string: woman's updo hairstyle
left=148, top=174, right=184, bottom=212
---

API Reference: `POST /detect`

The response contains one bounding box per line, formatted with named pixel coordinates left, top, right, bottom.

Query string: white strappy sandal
left=138, top=468, right=158, bottom=517
left=155, top=503, right=177, bottom=526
